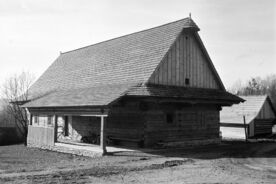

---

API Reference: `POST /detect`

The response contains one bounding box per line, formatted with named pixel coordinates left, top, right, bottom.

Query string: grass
left=1, top=141, right=276, bottom=183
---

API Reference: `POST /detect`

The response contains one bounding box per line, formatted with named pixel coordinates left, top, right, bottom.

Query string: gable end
left=147, top=30, right=225, bottom=90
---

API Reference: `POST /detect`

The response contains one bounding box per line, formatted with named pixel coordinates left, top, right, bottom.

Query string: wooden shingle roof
left=29, top=18, right=198, bottom=97
left=24, top=18, right=241, bottom=108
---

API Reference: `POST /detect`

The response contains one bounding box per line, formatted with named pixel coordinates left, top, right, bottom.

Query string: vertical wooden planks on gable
left=199, top=52, right=203, bottom=88
left=171, top=44, right=176, bottom=85
left=147, top=31, right=220, bottom=90
left=158, top=65, right=162, bottom=84
left=176, top=38, right=180, bottom=86
left=162, top=55, right=168, bottom=85
left=168, top=48, right=172, bottom=84
left=187, top=34, right=191, bottom=83
left=194, top=36, right=198, bottom=87
left=190, top=35, right=195, bottom=87
left=202, top=54, right=206, bottom=88
left=194, top=38, right=200, bottom=86
left=207, top=58, right=211, bottom=88
left=209, top=67, right=213, bottom=88
left=179, top=34, right=184, bottom=86
left=184, top=34, right=188, bottom=85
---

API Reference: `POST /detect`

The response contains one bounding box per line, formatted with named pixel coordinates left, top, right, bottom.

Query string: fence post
left=243, top=115, right=248, bottom=142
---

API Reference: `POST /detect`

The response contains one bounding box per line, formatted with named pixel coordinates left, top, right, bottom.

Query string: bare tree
left=1, top=72, right=35, bottom=145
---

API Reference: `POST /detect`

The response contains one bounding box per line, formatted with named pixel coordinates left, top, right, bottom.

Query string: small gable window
left=185, top=78, right=190, bottom=85
left=166, top=113, right=174, bottom=124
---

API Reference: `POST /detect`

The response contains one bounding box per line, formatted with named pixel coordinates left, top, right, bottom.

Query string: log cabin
left=21, top=17, right=243, bottom=154
left=220, top=95, right=276, bottom=140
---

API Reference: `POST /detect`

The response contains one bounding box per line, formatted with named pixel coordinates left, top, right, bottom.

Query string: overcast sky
left=0, top=0, right=275, bottom=89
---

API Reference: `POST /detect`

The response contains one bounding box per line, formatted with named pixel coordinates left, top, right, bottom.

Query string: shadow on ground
left=109, top=140, right=276, bottom=160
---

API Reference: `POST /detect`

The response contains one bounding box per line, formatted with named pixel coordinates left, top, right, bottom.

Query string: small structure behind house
left=220, top=95, right=276, bottom=140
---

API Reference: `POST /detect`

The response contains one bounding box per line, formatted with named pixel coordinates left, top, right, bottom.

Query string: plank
left=171, top=44, right=176, bottom=85
left=168, top=49, right=172, bottom=84
left=179, top=34, right=184, bottom=86
left=176, top=38, right=180, bottom=85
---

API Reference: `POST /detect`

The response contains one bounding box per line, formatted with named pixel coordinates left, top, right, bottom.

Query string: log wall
left=107, top=109, right=145, bottom=140
left=27, top=101, right=221, bottom=148
left=254, top=119, right=273, bottom=135
left=144, top=105, right=220, bottom=146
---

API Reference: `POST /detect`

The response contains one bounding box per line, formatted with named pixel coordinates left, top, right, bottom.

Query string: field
left=0, top=141, right=276, bottom=184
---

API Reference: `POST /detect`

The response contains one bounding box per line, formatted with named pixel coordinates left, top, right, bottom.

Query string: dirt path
left=1, top=142, right=276, bottom=183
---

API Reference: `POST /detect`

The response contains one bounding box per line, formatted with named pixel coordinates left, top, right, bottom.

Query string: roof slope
left=24, top=18, right=241, bottom=108
left=29, top=18, right=198, bottom=98
left=220, top=95, right=275, bottom=124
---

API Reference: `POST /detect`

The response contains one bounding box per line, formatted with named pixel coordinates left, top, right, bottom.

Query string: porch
left=27, top=125, right=147, bottom=157
left=26, top=107, right=110, bottom=156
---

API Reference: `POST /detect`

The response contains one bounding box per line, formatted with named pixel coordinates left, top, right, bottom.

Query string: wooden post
left=30, top=114, right=33, bottom=126
left=243, top=115, right=248, bottom=142
left=100, top=116, right=107, bottom=154
left=54, top=115, right=58, bottom=143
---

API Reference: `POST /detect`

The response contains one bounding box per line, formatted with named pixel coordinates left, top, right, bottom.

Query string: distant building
left=220, top=95, right=276, bottom=139
left=21, top=18, right=242, bottom=154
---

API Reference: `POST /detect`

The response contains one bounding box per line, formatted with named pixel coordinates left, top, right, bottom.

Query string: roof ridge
left=61, top=17, right=192, bottom=55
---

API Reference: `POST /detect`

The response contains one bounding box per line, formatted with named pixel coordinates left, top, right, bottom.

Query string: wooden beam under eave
left=100, top=115, right=107, bottom=155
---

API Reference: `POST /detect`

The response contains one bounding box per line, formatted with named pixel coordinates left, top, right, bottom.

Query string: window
left=185, top=78, right=190, bottom=85
left=34, top=116, right=38, bottom=124
left=47, top=116, right=52, bottom=125
left=166, top=113, right=174, bottom=124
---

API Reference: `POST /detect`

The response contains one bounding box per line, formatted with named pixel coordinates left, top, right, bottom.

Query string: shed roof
left=23, top=18, right=241, bottom=108
left=220, top=95, right=276, bottom=124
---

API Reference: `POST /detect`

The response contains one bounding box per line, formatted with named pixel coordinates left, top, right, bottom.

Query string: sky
left=0, top=0, right=275, bottom=89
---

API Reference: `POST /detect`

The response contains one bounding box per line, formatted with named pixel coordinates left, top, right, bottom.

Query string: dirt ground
left=0, top=141, right=276, bottom=184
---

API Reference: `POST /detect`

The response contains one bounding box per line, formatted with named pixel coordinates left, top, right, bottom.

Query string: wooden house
left=220, top=95, right=276, bottom=139
left=22, top=18, right=243, bottom=154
